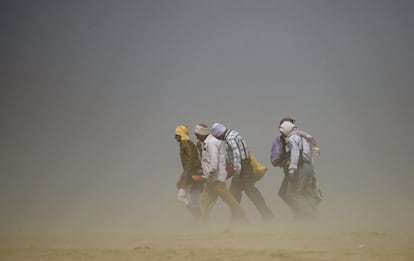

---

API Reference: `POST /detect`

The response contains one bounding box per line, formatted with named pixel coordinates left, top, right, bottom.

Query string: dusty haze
left=1, top=0, right=414, bottom=243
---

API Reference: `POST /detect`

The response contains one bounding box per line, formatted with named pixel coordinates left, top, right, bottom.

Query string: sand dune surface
left=2, top=224, right=413, bottom=261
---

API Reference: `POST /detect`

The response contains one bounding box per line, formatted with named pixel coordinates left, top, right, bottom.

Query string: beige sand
left=2, top=224, right=413, bottom=261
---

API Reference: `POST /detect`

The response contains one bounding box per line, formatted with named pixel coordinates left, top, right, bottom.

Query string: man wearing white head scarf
left=194, top=123, right=248, bottom=224
left=279, top=119, right=321, bottom=220
left=211, top=123, right=274, bottom=223
left=174, top=125, right=204, bottom=223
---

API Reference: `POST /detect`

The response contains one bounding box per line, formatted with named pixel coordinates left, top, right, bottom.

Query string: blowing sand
left=2, top=223, right=413, bottom=261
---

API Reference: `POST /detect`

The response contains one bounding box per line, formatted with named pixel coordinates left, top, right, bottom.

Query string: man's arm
left=288, top=135, right=301, bottom=177
left=227, top=138, right=241, bottom=176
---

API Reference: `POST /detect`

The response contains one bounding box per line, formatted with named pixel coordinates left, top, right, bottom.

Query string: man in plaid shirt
left=211, top=123, right=274, bottom=223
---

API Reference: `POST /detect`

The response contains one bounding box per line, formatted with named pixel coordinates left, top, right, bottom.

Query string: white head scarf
left=279, top=121, right=296, bottom=136
left=194, top=124, right=210, bottom=135
left=210, top=123, right=227, bottom=138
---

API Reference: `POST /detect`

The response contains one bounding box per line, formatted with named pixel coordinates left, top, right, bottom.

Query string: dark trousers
left=278, top=166, right=293, bottom=208
left=286, top=162, right=318, bottom=220
left=229, top=160, right=274, bottom=221
left=188, top=181, right=204, bottom=222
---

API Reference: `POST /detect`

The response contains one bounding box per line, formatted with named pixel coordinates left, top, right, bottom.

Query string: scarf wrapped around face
left=279, top=121, right=296, bottom=136
left=175, top=125, right=190, bottom=141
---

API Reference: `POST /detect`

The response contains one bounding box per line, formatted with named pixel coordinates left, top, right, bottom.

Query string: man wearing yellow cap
left=174, top=125, right=204, bottom=222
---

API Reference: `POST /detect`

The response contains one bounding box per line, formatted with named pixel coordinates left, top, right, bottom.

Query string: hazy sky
left=1, top=0, right=414, bottom=234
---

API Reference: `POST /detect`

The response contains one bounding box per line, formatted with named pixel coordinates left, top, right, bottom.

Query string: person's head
left=194, top=123, right=210, bottom=142
left=175, top=125, right=189, bottom=142
left=279, top=121, right=296, bottom=137
left=210, top=123, right=227, bottom=140
left=279, top=117, right=295, bottom=126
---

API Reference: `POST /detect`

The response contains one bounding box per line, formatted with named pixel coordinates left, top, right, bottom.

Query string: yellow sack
left=249, top=152, right=267, bottom=182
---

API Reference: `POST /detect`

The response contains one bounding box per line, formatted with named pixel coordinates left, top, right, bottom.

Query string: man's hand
left=203, top=172, right=214, bottom=182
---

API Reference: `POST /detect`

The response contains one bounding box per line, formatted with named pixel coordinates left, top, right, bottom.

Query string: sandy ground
left=1, top=224, right=413, bottom=261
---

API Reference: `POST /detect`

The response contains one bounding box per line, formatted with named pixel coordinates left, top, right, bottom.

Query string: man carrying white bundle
left=174, top=125, right=204, bottom=223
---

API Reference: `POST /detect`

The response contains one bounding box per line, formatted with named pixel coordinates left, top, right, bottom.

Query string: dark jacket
left=177, top=140, right=202, bottom=189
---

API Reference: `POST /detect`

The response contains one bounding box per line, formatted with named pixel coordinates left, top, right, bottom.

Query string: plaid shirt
left=224, top=129, right=249, bottom=176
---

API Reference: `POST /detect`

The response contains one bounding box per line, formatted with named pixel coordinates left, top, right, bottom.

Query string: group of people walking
left=174, top=118, right=321, bottom=225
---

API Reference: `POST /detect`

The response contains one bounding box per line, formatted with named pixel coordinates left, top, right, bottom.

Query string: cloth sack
left=250, top=152, right=267, bottom=182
